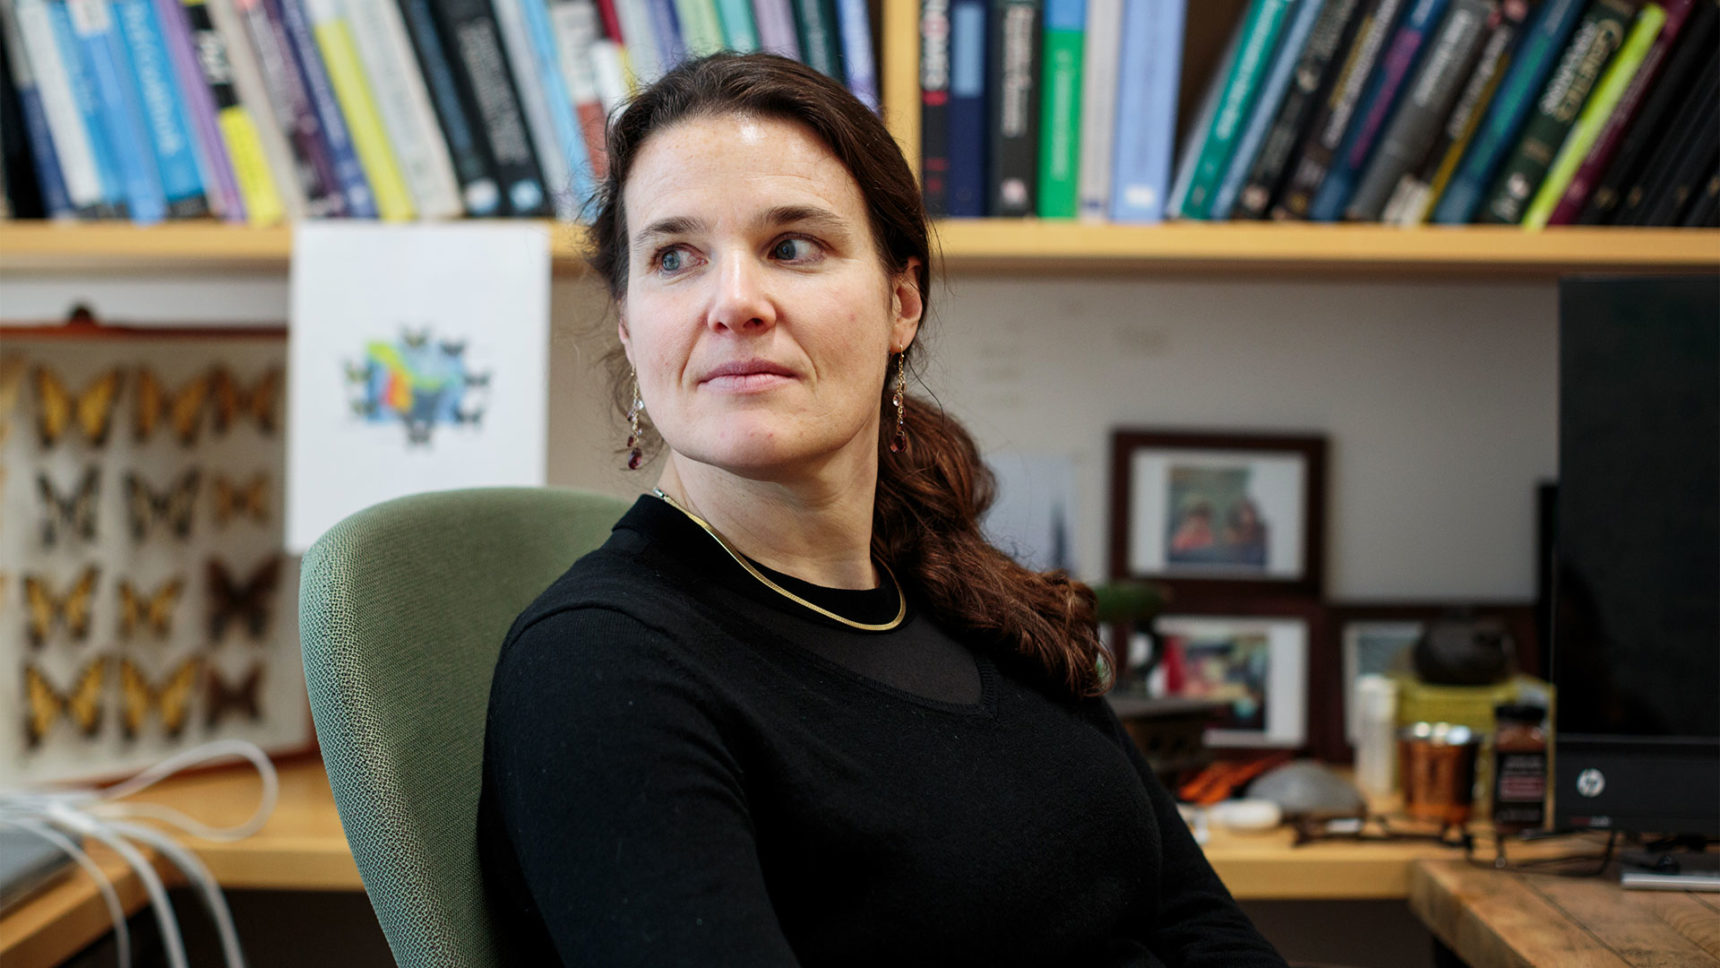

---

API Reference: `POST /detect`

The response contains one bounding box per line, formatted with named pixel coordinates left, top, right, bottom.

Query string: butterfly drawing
left=210, top=366, right=282, bottom=435
left=0, top=352, right=26, bottom=447
left=205, top=663, right=263, bottom=729
left=23, top=659, right=108, bottom=748
left=33, top=366, right=124, bottom=448
left=23, top=566, right=100, bottom=648
left=211, top=473, right=270, bottom=528
left=37, top=466, right=101, bottom=547
left=207, top=556, right=282, bottom=642
left=134, top=367, right=212, bottom=446
left=119, top=657, right=200, bottom=740
left=118, top=577, right=185, bottom=641
left=124, top=469, right=201, bottom=542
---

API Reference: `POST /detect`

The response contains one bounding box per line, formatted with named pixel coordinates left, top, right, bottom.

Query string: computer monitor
left=1551, top=276, right=1719, bottom=838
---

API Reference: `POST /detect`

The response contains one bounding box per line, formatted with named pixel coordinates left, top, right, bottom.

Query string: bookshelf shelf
left=1, top=220, right=1714, bottom=277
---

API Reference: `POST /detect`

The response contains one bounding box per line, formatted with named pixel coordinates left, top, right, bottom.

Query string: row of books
left=922, top=0, right=1720, bottom=228
left=0, top=0, right=880, bottom=223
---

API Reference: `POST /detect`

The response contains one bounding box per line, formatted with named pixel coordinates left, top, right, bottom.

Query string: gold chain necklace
left=652, top=488, right=907, bottom=632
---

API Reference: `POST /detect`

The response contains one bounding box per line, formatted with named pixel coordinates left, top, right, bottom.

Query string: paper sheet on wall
left=286, top=223, right=551, bottom=553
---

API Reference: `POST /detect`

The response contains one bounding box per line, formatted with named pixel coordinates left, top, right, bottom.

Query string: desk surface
left=1410, top=858, right=1720, bottom=967
left=0, top=757, right=1494, bottom=966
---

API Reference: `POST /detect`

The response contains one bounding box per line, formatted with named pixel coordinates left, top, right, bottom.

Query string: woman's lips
left=699, top=360, right=797, bottom=391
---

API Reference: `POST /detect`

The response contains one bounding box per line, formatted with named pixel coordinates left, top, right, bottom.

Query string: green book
left=673, top=0, right=726, bottom=56
left=1478, top=0, right=1636, bottom=224
left=1524, top=3, right=1666, bottom=229
left=714, top=0, right=759, bottom=50
left=1036, top=0, right=1086, bottom=218
left=1180, top=0, right=1296, bottom=219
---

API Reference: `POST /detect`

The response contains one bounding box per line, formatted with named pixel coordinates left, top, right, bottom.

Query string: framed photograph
left=1109, top=430, right=1326, bottom=599
left=1146, top=601, right=1326, bottom=752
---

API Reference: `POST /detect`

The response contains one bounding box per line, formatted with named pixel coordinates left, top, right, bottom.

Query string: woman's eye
left=771, top=238, right=820, bottom=262
left=654, top=246, right=700, bottom=275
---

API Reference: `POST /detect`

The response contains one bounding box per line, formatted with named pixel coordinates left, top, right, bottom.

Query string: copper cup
left=1399, top=722, right=1479, bottom=826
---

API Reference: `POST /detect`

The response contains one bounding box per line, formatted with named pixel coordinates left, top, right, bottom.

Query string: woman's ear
left=890, top=257, right=924, bottom=351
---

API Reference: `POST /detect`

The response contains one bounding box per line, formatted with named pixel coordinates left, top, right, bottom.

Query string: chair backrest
left=300, top=486, right=630, bottom=967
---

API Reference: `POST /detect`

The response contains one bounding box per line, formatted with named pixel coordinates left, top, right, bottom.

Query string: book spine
left=394, top=0, right=499, bottom=214
left=588, top=36, right=625, bottom=110
left=611, top=0, right=663, bottom=82
left=0, top=0, right=76, bottom=215
left=1637, top=81, right=1716, bottom=223
left=153, top=0, right=243, bottom=218
left=11, top=0, right=104, bottom=210
left=1182, top=0, right=1294, bottom=219
left=1273, top=0, right=1408, bottom=219
left=713, top=0, right=756, bottom=49
left=671, top=0, right=720, bottom=56
left=1680, top=165, right=1718, bottom=226
left=835, top=0, right=876, bottom=109
left=946, top=0, right=984, bottom=216
left=1235, top=0, right=1364, bottom=219
left=1034, top=0, right=1081, bottom=217
left=1346, top=0, right=1491, bottom=221
left=492, top=0, right=588, bottom=219
left=48, top=0, right=130, bottom=213
left=301, top=0, right=412, bottom=218
left=512, top=0, right=597, bottom=210
left=1427, top=0, right=1583, bottom=222
left=920, top=0, right=951, bottom=215
left=1306, top=0, right=1444, bottom=221
left=548, top=0, right=609, bottom=176
left=1546, top=0, right=1694, bottom=223
left=271, top=0, right=377, bottom=215
left=1109, top=0, right=1184, bottom=222
left=643, top=0, right=682, bottom=71
left=1074, top=0, right=1119, bottom=220
left=113, top=0, right=208, bottom=215
left=1211, top=0, right=1328, bottom=220
left=428, top=0, right=549, bottom=214
left=1523, top=1, right=1661, bottom=227
left=987, top=0, right=1039, bottom=216
left=752, top=0, right=798, bottom=58
left=1477, top=0, right=1633, bottom=223
left=1167, top=4, right=1240, bottom=217
left=182, top=0, right=284, bottom=223
left=790, top=0, right=840, bottom=78
left=203, top=0, right=303, bottom=218
left=343, top=0, right=463, bottom=219
left=1612, top=52, right=1715, bottom=223
left=69, top=0, right=169, bottom=221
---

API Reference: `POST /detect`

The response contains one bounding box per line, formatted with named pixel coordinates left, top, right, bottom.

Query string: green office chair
left=300, top=486, right=630, bottom=967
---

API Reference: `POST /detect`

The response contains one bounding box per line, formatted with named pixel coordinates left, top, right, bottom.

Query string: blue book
left=1430, top=0, right=1585, bottom=223
left=1108, top=0, right=1186, bottom=222
left=1307, top=0, right=1447, bottom=220
left=0, top=16, right=75, bottom=216
left=1210, top=0, right=1326, bottom=219
left=110, top=0, right=204, bottom=216
left=835, top=0, right=877, bottom=111
left=269, top=0, right=376, bottom=217
left=644, top=0, right=683, bottom=71
left=947, top=0, right=987, bottom=217
left=46, top=0, right=126, bottom=215
left=513, top=0, right=594, bottom=215
left=66, top=0, right=166, bottom=222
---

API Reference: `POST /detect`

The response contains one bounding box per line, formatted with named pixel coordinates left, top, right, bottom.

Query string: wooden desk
left=1410, top=858, right=1720, bottom=967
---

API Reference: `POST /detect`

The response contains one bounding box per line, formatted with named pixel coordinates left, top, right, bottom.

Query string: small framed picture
left=1109, top=430, right=1326, bottom=599
left=1147, top=602, right=1325, bottom=752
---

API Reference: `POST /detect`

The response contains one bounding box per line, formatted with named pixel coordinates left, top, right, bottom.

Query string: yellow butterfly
left=33, top=366, right=124, bottom=448
left=212, top=473, right=270, bottom=528
left=24, top=566, right=100, bottom=648
left=210, top=366, right=282, bottom=436
left=125, top=469, right=201, bottom=542
left=118, top=576, right=185, bottom=641
left=134, top=368, right=212, bottom=446
left=0, top=352, right=25, bottom=447
left=119, top=657, right=201, bottom=740
left=24, top=659, right=108, bottom=748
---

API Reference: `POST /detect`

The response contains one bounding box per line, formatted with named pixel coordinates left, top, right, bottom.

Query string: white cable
left=0, top=816, right=133, bottom=968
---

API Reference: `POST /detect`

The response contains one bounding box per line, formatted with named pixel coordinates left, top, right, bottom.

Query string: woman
left=477, top=53, right=1286, bottom=967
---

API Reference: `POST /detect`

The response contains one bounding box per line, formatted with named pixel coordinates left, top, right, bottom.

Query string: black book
left=1613, top=54, right=1718, bottom=226
left=986, top=0, right=1040, bottom=216
left=1577, top=0, right=1719, bottom=224
left=424, top=0, right=550, bottom=216
left=921, top=0, right=952, bottom=216
left=1640, top=93, right=1719, bottom=226
left=0, top=21, right=45, bottom=218
left=395, top=0, right=505, bottom=216
left=1682, top=167, right=1720, bottom=227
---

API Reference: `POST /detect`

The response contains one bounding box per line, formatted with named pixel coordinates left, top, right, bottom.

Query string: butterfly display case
left=0, top=326, right=312, bottom=786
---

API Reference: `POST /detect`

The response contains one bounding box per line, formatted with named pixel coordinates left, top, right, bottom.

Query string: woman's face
left=617, top=113, right=922, bottom=483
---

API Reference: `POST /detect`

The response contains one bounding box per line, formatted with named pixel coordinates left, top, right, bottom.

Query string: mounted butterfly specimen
left=210, top=366, right=282, bottom=436
left=37, top=466, right=101, bottom=546
left=205, top=663, right=264, bottom=729
left=124, top=469, right=202, bottom=542
left=23, top=566, right=100, bottom=647
left=134, top=367, right=212, bottom=446
left=0, top=352, right=25, bottom=447
left=33, top=366, right=125, bottom=448
left=23, top=659, right=108, bottom=748
left=118, top=576, right=185, bottom=641
left=207, top=555, right=282, bottom=643
left=119, top=657, right=200, bottom=740
left=211, top=473, right=270, bottom=528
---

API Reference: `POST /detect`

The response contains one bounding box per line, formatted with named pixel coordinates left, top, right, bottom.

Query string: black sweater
left=477, top=497, right=1286, bottom=967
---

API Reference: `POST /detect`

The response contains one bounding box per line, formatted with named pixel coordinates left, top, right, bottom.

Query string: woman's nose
left=706, top=252, right=776, bottom=333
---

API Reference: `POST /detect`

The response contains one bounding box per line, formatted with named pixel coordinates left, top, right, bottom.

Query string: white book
left=340, top=0, right=462, bottom=218
left=203, top=0, right=306, bottom=219
left=489, top=0, right=576, bottom=220
left=547, top=0, right=606, bottom=169
left=8, top=0, right=104, bottom=212
left=611, top=0, right=659, bottom=85
left=589, top=38, right=627, bottom=114
left=1076, top=0, right=1122, bottom=222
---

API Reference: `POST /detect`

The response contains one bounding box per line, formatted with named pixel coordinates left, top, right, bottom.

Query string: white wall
left=3, top=268, right=1559, bottom=599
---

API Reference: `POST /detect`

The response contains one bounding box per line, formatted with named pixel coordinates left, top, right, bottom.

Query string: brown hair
left=586, top=53, right=1106, bottom=699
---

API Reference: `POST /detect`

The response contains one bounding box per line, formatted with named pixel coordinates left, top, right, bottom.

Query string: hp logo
left=1575, top=768, right=1606, bottom=798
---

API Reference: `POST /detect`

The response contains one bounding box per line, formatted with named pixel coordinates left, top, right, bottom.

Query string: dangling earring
left=889, top=349, right=908, bottom=454
left=625, top=373, right=645, bottom=470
